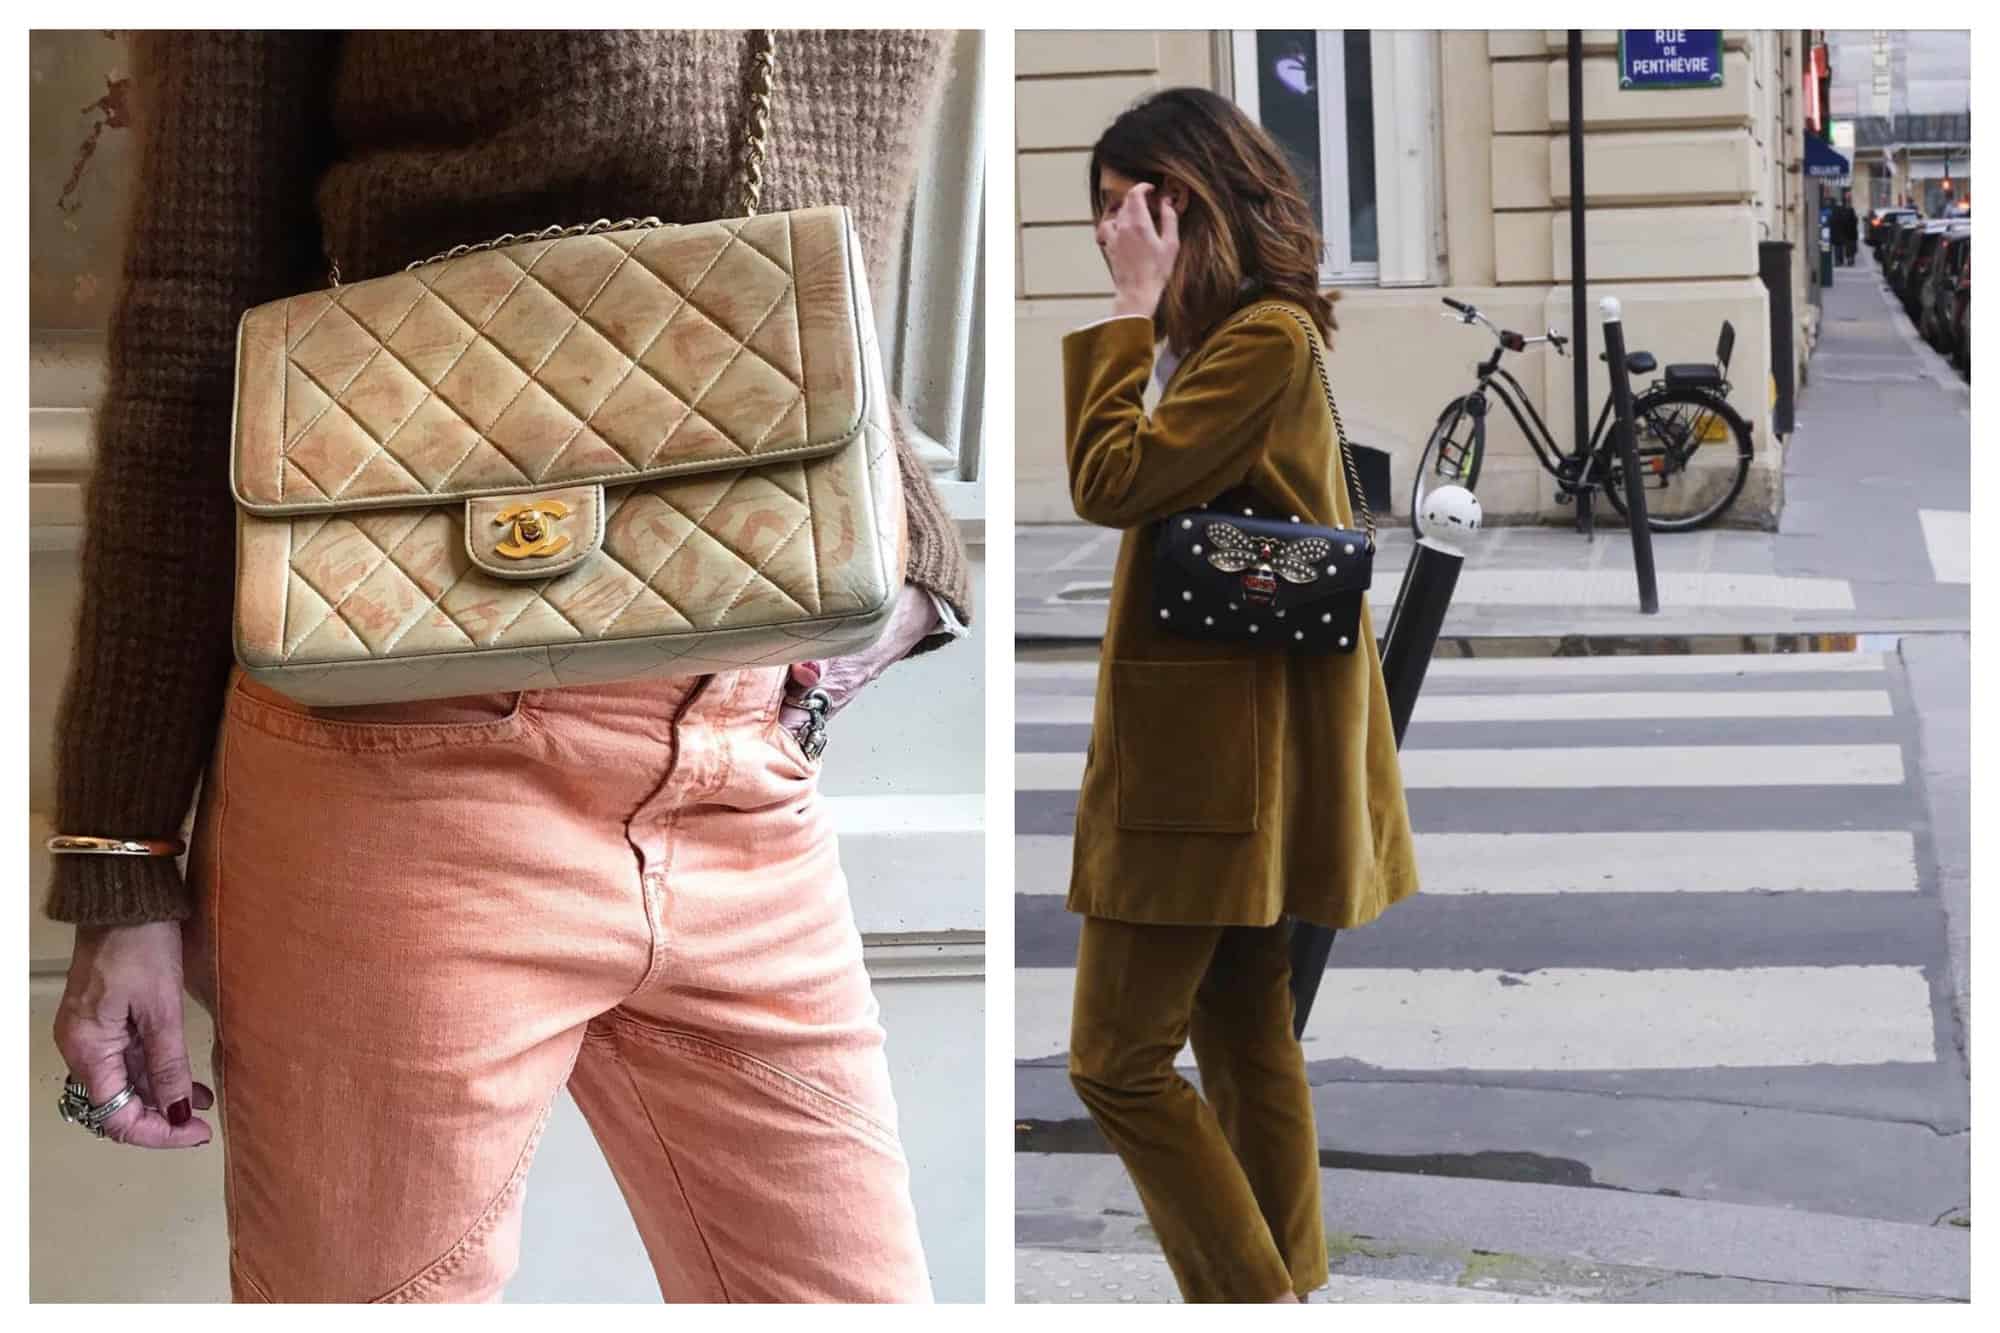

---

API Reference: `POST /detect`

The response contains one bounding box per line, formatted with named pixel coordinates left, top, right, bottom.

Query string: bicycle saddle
left=1599, top=349, right=1658, bottom=375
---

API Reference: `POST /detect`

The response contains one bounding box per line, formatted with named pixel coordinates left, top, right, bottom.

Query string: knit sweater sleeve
left=45, top=32, right=337, bottom=926
left=889, top=408, right=971, bottom=658
left=874, top=31, right=972, bottom=658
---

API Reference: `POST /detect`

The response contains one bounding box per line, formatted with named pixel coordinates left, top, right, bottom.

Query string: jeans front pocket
left=756, top=666, right=824, bottom=778
left=225, top=668, right=532, bottom=753
left=769, top=713, right=823, bottom=775
left=1108, top=658, right=1259, bottom=833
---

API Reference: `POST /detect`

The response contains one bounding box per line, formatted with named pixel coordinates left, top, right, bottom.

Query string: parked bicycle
left=1411, top=299, right=1755, bottom=537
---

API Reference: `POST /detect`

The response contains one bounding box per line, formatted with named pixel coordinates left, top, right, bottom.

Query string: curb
left=1017, top=1153, right=1970, bottom=1302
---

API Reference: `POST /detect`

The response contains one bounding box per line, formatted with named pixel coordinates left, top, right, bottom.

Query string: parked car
left=1899, top=221, right=1960, bottom=317
left=1950, top=246, right=1969, bottom=372
left=1919, top=232, right=1969, bottom=351
left=1868, top=207, right=1918, bottom=253
left=1883, top=216, right=1927, bottom=289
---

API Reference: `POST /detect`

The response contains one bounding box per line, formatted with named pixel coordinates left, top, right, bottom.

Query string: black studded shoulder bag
left=1152, top=304, right=1376, bottom=653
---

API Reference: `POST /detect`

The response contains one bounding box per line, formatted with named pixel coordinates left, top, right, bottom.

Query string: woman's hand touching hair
left=1087, top=87, right=1334, bottom=351
left=1098, top=182, right=1181, bottom=324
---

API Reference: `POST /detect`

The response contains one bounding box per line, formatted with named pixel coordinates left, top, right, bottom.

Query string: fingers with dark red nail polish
left=168, top=1098, right=191, bottom=1127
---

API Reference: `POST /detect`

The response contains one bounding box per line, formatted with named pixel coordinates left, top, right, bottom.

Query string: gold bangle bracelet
left=45, top=835, right=186, bottom=858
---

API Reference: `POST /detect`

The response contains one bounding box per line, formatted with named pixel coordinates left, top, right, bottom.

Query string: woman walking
left=1060, top=88, right=1419, bottom=1303
left=44, top=30, right=970, bottom=1303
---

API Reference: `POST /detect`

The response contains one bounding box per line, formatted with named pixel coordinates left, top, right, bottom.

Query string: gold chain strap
left=399, top=217, right=666, bottom=272
left=326, top=29, right=779, bottom=288
left=736, top=28, right=777, bottom=217
left=1244, top=303, right=1376, bottom=545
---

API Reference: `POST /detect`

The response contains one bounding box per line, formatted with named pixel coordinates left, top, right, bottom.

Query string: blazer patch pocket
left=1109, top=659, right=1259, bottom=833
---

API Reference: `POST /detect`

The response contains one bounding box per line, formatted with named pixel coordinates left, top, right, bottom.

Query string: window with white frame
left=1230, top=30, right=1380, bottom=284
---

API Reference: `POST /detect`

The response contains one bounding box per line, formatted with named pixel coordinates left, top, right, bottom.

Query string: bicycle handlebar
left=1440, top=301, right=1571, bottom=358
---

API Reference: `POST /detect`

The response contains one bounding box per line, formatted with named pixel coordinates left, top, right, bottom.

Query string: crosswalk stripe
left=1017, top=964, right=1937, bottom=1070
left=1418, top=652, right=1887, bottom=679
left=1046, top=571, right=1858, bottom=612
left=1016, top=836, right=1073, bottom=895
left=1016, top=688, right=1892, bottom=725
left=1017, top=660, right=1104, bottom=682
left=1450, top=570, right=1858, bottom=612
left=1016, top=743, right=1904, bottom=792
left=1014, top=830, right=1921, bottom=895
left=1018, top=652, right=1888, bottom=687
left=1918, top=509, right=1971, bottom=584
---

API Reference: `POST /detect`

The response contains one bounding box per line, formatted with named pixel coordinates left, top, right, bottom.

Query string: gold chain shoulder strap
left=1239, top=302, right=1375, bottom=546
left=326, top=29, right=778, bottom=287
left=735, top=27, right=776, bottom=216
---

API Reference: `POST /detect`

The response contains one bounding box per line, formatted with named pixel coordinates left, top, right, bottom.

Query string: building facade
left=1016, top=30, right=1818, bottom=526
left=1828, top=29, right=1972, bottom=214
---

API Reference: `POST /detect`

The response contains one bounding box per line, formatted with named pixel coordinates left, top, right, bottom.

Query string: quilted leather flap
left=1159, top=508, right=1372, bottom=613
left=231, top=205, right=867, bottom=516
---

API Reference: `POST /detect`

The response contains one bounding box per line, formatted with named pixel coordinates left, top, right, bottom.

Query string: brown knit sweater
left=48, top=30, right=974, bottom=928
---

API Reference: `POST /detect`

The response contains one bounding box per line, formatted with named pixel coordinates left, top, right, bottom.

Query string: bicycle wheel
left=1602, top=386, right=1753, bottom=531
left=1409, top=394, right=1485, bottom=538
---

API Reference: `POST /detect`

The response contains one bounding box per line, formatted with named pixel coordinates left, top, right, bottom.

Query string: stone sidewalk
left=1016, top=1154, right=1967, bottom=1304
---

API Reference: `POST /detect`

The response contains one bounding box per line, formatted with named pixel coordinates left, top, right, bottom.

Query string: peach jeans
left=181, top=664, right=930, bottom=1303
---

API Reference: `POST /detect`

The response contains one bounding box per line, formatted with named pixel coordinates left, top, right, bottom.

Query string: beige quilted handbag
left=227, top=32, right=903, bottom=706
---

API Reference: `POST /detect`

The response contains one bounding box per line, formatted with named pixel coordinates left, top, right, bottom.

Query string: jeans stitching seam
left=212, top=729, right=255, bottom=1301
left=600, top=1012, right=900, bottom=1152
left=230, top=1258, right=275, bottom=1302
left=632, top=811, right=679, bottom=997
left=224, top=682, right=531, bottom=753
left=372, top=1079, right=565, bottom=1303
left=606, top=1028, right=733, bottom=1302
left=627, top=676, right=717, bottom=996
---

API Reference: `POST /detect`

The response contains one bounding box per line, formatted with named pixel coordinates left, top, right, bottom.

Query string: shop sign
left=1619, top=30, right=1724, bottom=90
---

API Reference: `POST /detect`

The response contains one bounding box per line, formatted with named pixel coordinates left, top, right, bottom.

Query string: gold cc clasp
left=493, top=499, right=572, bottom=559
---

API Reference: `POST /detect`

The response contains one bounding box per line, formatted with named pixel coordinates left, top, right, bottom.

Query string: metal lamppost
left=1566, top=30, right=1592, bottom=537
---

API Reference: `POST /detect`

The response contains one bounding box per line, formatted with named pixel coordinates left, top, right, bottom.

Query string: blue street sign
left=1618, top=30, right=1724, bottom=90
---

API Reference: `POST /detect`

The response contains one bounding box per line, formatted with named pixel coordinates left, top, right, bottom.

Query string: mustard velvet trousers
left=1067, top=917, right=1326, bottom=1303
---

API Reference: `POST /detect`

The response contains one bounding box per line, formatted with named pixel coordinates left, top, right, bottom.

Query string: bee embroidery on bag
left=1202, top=522, right=1331, bottom=606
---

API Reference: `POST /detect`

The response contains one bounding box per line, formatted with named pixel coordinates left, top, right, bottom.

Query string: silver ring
left=58, top=1075, right=137, bottom=1138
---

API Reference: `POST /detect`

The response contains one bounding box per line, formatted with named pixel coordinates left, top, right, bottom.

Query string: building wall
left=1016, top=29, right=1808, bottom=527
left=1015, top=31, right=1220, bottom=522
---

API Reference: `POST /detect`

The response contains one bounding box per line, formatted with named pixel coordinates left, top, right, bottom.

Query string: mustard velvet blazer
left=1060, top=301, right=1420, bottom=930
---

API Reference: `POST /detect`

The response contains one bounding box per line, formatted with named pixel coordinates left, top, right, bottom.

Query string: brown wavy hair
left=1088, top=86, right=1335, bottom=354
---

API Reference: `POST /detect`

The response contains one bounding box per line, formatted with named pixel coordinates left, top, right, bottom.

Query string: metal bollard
left=1290, top=486, right=1483, bottom=1037
left=1598, top=298, right=1661, bottom=615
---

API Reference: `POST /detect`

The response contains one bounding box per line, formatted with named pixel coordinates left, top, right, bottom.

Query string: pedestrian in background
left=1835, top=194, right=1861, bottom=265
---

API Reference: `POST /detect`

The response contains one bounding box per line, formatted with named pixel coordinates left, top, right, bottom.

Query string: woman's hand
left=780, top=583, right=942, bottom=731
left=1098, top=181, right=1180, bottom=323
left=52, top=922, right=214, bottom=1148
